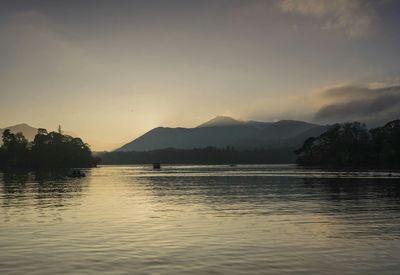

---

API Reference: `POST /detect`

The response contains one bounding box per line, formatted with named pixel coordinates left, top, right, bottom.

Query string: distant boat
left=68, top=170, right=86, bottom=178
left=229, top=164, right=237, bottom=167
left=153, top=163, right=161, bottom=169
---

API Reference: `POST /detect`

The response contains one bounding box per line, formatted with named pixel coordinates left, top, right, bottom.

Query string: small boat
left=68, top=170, right=86, bottom=178
left=229, top=164, right=237, bottom=167
left=153, top=163, right=161, bottom=169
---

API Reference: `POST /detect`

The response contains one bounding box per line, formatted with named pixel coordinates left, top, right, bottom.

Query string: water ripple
left=1, top=165, right=400, bottom=274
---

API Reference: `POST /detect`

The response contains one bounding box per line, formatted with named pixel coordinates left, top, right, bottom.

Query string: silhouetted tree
left=370, top=120, right=400, bottom=165
left=0, top=129, right=30, bottom=168
left=0, top=128, right=98, bottom=169
left=296, top=119, right=400, bottom=167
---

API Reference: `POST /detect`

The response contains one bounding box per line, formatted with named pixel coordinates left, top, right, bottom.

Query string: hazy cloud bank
left=314, top=83, right=400, bottom=126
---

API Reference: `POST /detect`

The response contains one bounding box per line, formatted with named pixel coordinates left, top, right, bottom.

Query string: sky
left=1, top=0, right=400, bottom=150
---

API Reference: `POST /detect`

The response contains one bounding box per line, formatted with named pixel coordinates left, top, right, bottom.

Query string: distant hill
left=117, top=116, right=326, bottom=152
left=196, top=116, right=273, bottom=130
left=0, top=124, right=77, bottom=142
left=293, top=125, right=329, bottom=142
left=0, top=123, right=38, bottom=141
left=197, top=116, right=244, bottom=128
left=259, top=120, right=318, bottom=140
left=246, top=120, right=272, bottom=130
left=117, top=124, right=259, bottom=151
left=233, top=120, right=325, bottom=150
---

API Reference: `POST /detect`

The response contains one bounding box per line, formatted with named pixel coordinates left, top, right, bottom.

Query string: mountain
left=197, top=116, right=272, bottom=130
left=293, top=125, right=329, bottom=143
left=232, top=120, right=323, bottom=150
left=259, top=120, right=318, bottom=140
left=0, top=123, right=38, bottom=141
left=197, top=116, right=244, bottom=128
left=117, top=124, right=259, bottom=151
left=117, top=116, right=325, bottom=152
left=0, top=124, right=77, bottom=142
left=246, top=120, right=272, bottom=130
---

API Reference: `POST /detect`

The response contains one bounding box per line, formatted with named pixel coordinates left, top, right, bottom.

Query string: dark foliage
left=0, top=129, right=99, bottom=169
left=295, top=119, right=400, bottom=167
left=99, top=146, right=297, bottom=165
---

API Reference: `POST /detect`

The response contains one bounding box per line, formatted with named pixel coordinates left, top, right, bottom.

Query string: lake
left=1, top=165, right=400, bottom=274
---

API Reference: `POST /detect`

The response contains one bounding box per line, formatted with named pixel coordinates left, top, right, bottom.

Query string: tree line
left=295, top=119, right=400, bottom=167
left=99, top=146, right=297, bottom=165
left=0, top=128, right=99, bottom=169
left=3, top=119, right=399, bottom=168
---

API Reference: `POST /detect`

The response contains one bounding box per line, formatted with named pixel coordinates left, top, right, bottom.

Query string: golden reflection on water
left=1, top=165, right=400, bottom=274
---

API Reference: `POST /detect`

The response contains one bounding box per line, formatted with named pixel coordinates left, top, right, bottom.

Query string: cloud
left=277, top=0, right=377, bottom=39
left=314, top=83, right=400, bottom=126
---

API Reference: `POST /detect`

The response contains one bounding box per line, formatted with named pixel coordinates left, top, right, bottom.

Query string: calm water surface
left=1, top=165, right=400, bottom=274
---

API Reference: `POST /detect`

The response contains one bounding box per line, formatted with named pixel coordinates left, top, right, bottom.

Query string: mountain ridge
left=0, top=123, right=39, bottom=141
left=197, top=116, right=244, bottom=128
left=0, top=124, right=77, bottom=142
left=117, top=116, right=325, bottom=152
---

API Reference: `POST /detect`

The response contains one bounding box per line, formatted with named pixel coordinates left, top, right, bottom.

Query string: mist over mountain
left=116, top=116, right=326, bottom=152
